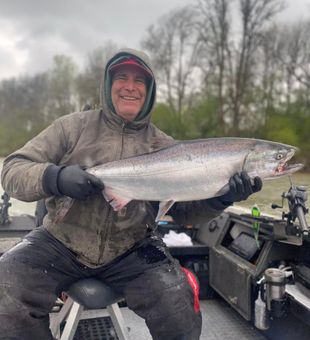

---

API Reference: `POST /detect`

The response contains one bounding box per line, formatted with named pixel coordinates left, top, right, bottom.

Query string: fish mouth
left=275, top=149, right=304, bottom=175
left=275, top=162, right=304, bottom=175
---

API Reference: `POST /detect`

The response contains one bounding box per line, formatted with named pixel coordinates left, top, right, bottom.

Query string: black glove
left=43, top=164, right=104, bottom=200
left=207, top=171, right=262, bottom=210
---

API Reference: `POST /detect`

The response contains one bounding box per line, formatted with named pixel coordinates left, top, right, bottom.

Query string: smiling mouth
left=121, top=96, right=139, bottom=101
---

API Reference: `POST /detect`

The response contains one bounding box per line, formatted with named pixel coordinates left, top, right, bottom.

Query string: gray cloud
left=0, top=46, right=20, bottom=79
left=0, top=0, right=309, bottom=80
left=0, top=0, right=192, bottom=79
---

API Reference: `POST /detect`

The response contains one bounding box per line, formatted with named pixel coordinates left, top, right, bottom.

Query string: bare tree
left=47, top=55, right=78, bottom=120
left=195, top=0, right=283, bottom=133
left=76, top=41, right=118, bottom=108
left=141, top=6, right=203, bottom=125
left=196, top=0, right=231, bottom=129
left=273, top=20, right=310, bottom=106
left=227, top=0, right=284, bottom=133
left=253, top=25, right=282, bottom=122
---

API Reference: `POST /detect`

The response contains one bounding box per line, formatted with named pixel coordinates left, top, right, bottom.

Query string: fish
left=54, top=138, right=303, bottom=223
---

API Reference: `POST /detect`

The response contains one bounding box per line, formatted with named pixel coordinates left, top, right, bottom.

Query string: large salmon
left=56, top=138, right=303, bottom=222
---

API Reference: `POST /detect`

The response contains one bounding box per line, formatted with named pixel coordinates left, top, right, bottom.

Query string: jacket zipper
left=98, top=121, right=126, bottom=263
left=119, top=121, right=126, bottom=159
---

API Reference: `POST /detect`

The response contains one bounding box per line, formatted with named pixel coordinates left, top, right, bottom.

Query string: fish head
left=243, top=140, right=304, bottom=179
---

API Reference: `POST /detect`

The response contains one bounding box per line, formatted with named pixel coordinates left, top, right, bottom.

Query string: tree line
left=0, top=0, right=309, bottom=169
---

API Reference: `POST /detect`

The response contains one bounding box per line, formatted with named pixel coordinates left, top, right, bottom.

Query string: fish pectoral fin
left=102, top=187, right=132, bottom=211
left=155, top=200, right=175, bottom=222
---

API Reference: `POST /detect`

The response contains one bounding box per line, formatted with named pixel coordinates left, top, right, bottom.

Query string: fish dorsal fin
left=103, top=187, right=132, bottom=211
left=155, top=200, right=175, bottom=222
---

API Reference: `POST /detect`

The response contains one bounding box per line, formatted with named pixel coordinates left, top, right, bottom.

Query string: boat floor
left=73, top=297, right=266, bottom=340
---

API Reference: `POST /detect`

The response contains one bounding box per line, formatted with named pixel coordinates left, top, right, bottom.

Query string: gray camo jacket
left=1, top=48, right=222, bottom=267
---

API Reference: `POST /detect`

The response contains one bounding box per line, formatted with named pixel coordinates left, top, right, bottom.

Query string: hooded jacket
left=1, top=48, right=223, bottom=267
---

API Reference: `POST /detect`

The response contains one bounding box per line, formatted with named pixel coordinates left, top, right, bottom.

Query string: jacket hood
left=100, top=48, right=156, bottom=131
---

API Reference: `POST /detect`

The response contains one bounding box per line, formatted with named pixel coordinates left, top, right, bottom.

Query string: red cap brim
left=109, top=58, right=152, bottom=78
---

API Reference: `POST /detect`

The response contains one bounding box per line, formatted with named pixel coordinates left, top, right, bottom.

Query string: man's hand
left=43, top=164, right=104, bottom=200
left=220, top=171, right=262, bottom=204
left=206, top=171, right=262, bottom=210
left=57, top=165, right=104, bottom=200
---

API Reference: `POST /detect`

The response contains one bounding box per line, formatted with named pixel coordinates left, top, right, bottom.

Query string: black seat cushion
left=68, top=278, right=122, bottom=309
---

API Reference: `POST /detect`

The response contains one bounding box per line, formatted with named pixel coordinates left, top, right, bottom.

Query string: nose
left=124, top=78, right=135, bottom=91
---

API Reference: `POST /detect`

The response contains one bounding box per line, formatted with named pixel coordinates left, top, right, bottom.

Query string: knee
left=124, top=264, right=202, bottom=338
left=0, top=260, right=27, bottom=312
left=125, top=264, right=200, bottom=318
left=0, top=283, right=51, bottom=331
left=134, top=270, right=201, bottom=338
left=0, top=283, right=26, bottom=314
left=158, top=268, right=200, bottom=320
left=0, top=284, right=27, bottom=335
left=0, top=284, right=52, bottom=339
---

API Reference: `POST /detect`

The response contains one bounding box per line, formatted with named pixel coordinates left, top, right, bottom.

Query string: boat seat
left=50, top=278, right=129, bottom=340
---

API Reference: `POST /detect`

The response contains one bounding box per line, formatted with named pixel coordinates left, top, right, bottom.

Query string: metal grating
left=200, top=298, right=266, bottom=340
left=73, top=317, right=119, bottom=340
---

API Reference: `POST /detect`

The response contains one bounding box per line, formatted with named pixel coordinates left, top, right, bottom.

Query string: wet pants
left=0, top=227, right=201, bottom=340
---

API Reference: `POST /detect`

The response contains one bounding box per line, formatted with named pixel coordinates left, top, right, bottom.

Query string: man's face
left=111, top=65, right=147, bottom=122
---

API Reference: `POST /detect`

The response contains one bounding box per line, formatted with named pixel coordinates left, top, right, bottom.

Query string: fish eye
left=276, top=153, right=284, bottom=160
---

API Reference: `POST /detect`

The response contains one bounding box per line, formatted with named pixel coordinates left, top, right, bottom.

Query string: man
left=0, top=48, right=262, bottom=339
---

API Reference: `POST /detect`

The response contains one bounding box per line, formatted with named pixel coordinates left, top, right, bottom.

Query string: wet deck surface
left=120, top=297, right=266, bottom=340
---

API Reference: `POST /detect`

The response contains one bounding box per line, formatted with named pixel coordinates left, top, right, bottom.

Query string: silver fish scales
left=84, top=138, right=303, bottom=221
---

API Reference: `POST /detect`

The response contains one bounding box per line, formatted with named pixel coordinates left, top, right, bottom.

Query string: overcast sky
left=0, top=0, right=309, bottom=81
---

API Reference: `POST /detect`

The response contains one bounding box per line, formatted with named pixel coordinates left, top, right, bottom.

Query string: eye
left=136, top=77, right=146, bottom=84
left=276, top=153, right=284, bottom=160
left=114, top=73, right=127, bottom=81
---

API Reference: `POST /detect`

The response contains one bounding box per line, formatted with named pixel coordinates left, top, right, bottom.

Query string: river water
left=0, top=159, right=309, bottom=223
left=234, top=172, right=310, bottom=223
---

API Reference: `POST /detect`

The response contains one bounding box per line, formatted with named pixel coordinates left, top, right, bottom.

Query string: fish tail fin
left=53, top=197, right=74, bottom=223
left=103, top=187, right=132, bottom=211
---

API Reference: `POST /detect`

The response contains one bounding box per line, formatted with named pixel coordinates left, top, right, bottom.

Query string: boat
left=1, top=183, right=310, bottom=339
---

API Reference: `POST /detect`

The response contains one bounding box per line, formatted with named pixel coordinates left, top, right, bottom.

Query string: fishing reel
left=271, top=180, right=309, bottom=237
